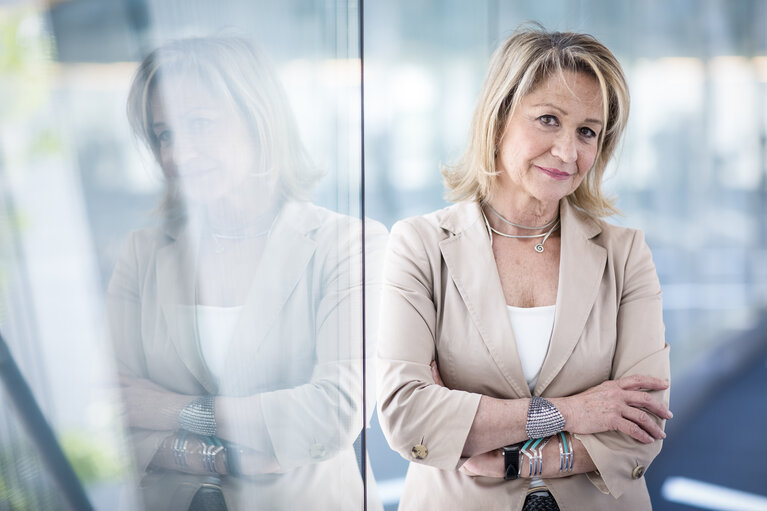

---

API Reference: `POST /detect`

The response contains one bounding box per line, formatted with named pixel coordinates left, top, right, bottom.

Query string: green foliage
left=59, top=431, right=127, bottom=483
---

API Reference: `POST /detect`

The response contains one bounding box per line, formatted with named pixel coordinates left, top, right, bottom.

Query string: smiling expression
left=149, top=74, right=263, bottom=205
left=494, top=70, right=604, bottom=208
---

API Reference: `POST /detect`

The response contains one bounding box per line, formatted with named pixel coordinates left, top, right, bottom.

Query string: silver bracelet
left=558, top=432, right=574, bottom=472
left=201, top=437, right=224, bottom=473
left=178, top=396, right=217, bottom=436
left=526, top=396, right=565, bottom=439
left=172, top=430, right=188, bottom=467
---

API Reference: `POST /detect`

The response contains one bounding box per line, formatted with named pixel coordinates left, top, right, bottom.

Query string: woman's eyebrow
left=533, top=102, right=603, bottom=126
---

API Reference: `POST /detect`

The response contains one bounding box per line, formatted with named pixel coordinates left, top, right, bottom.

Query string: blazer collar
left=156, top=201, right=320, bottom=392
left=438, top=198, right=605, bottom=398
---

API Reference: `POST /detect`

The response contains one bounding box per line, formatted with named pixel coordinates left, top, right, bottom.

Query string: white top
left=195, top=304, right=243, bottom=381
left=507, top=304, right=556, bottom=489
left=507, top=304, right=556, bottom=392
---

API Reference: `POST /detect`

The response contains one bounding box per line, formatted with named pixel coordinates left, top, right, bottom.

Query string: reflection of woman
left=107, top=37, right=384, bottom=510
left=377, top=28, right=671, bottom=510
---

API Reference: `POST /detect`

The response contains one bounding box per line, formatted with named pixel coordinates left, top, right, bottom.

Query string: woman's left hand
left=431, top=361, right=505, bottom=478
left=460, top=449, right=505, bottom=478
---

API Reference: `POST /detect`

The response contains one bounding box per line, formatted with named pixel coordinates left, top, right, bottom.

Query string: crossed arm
left=431, top=361, right=671, bottom=479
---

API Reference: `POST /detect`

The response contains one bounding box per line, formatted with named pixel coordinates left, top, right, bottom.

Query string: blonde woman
left=377, top=27, right=671, bottom=511
left=108, top=36, right=385, bottom=510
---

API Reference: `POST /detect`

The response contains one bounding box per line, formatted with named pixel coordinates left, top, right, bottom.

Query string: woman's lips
left=536, top=165, right=572, bottom=180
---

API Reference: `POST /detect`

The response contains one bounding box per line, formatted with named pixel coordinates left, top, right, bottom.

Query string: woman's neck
left=198, top=194, right=282, bottom=237
left=484, top=192, right=559, bottom=235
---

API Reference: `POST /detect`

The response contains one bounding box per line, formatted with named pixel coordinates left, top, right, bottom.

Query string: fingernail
left=668, top=411, right=674, bottom=419
left=661, top=432, right=666, bottom=438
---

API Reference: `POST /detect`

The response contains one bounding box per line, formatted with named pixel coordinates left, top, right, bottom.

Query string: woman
left=107, top=36, right=385, bottom=510
left=377, top=28, right=671, bottom=510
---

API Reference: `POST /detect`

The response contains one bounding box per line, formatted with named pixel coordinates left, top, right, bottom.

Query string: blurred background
left=0, top=0, right=765, bottom=509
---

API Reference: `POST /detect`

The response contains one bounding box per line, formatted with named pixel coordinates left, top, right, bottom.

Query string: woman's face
left=149, top=74, right=266, bottom=205
left=494, top=70, right=604, bottom=208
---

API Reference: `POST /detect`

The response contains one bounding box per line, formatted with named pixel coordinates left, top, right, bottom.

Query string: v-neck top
left=196, top=304, right=243, bottom=381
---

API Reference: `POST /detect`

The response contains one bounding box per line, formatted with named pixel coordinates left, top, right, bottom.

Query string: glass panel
left=0, top=1, right=378, bottom=510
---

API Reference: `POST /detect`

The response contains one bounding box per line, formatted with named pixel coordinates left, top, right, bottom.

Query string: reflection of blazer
left=107, top=201, right=386, bottom=511
left=377, top=198, right=669, bottom=511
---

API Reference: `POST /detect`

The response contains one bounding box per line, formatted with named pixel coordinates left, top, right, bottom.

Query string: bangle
left=526, top=396, right=565, bottom=439
left=172, top=430, right=188, bottom=467
left=558, top=432, right=574, bottom=473
left=520, top=436, right=551, bottom=477
left=178, top=395, right=217, bottom=436
left=201, top=436, right=225, bottom=474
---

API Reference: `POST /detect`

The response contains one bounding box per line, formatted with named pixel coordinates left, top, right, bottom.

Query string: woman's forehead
left=149, top=74, right=230, bottom=120
left=523, top=70, right=603, bottom=119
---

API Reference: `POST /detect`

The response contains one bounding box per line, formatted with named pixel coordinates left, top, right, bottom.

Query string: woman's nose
left=550, top=131, right=578, bottom=163
left=165, top=133, right=199, bottom=169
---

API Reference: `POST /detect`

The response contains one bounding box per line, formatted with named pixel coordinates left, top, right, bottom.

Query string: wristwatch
left=501, top=443, right=522, bottom=480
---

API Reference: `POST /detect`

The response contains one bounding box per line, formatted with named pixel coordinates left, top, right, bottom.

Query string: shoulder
left=289, top=201, right=388, bottom=245
left=113, top=223, right=170, bottom=264
left=390, top=202, right=471, bottom=245
left=594, top=219, right=653, bottom=263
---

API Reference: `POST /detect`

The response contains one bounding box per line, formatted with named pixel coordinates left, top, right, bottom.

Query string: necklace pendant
left=534, top=243, right=544, bottom=253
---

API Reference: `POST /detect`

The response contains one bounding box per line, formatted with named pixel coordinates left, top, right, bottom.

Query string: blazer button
left=632, top=465, right=646, bottom=479
left=411, top=444, right=428, bottom=460
left=310, top=443, right=326, bottom=459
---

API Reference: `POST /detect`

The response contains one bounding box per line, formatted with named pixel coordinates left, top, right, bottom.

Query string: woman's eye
left=579, top=127, right=597, bottom=138
left=190, top=118, right=213, bottom=132
left=539, top=115, right=558, bottom=126
left=157, top=131, right=172, bottom=144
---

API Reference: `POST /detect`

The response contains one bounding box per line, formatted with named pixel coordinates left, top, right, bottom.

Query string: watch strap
left=501, top=443, right=522, bottom=480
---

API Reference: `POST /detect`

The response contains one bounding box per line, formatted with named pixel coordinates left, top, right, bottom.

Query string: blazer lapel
left=224, top=202, right=319, bottom=362
left=439, top=202, right=531, bottom=399
left=534, top=199, right=606, bottom=396
left=156, top=218, right=218, bottom=393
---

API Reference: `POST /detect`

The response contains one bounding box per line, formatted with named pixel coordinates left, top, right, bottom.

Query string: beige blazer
left=107, top=201, right=386, bottom=511
left=377, top=198, right=669, bottom=511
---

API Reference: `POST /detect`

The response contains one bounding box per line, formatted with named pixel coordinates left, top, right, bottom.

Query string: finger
left=624, top=390, right=673, bottom=419
left=430, top=360, right=445, bottom=387
left=621, top=406, right=666, bottom=440
left=617, top=374, right=669, bottom=392
left=612, top=416, right=654, bottom=444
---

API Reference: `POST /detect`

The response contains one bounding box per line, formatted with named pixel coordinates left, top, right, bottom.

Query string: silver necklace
left=481, top=210, right=560, bottom=253
left=210, top=229, right=270, bottom=253
left=485, top=203, right=558, bottom=231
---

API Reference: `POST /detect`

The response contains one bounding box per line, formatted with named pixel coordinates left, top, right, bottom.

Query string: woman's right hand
left=550, top=375, right=672, bottom=444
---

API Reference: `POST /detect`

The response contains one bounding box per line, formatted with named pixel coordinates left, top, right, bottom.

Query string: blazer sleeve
left=574, top=229, right=670, bottom=499
left=105, top=232, right=171, bottom=473
left=376, top=220, right=481, bottom=470
left=258, top=219, right=388, bottom=470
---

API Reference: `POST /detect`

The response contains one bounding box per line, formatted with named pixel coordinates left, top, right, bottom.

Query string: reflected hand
left=551, top=375, right=672, bottom=444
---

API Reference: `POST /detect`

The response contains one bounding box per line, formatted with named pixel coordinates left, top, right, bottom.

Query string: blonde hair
left=443, top=26, right=630, bottom=217
left=126, top=36, right=321, bottom=213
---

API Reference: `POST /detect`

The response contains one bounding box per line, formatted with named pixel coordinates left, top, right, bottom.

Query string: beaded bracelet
left=526, top=396, right=565, bottom=439
left=178, top=395, right=217, bottom=436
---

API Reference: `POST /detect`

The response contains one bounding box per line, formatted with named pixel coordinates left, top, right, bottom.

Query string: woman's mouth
left=536, top=165, right=572, bottom=181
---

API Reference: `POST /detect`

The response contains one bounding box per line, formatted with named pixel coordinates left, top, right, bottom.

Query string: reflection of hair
left=127, top=36, right=320, bottom=211
left=444, top=26, right=630, bottom=217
